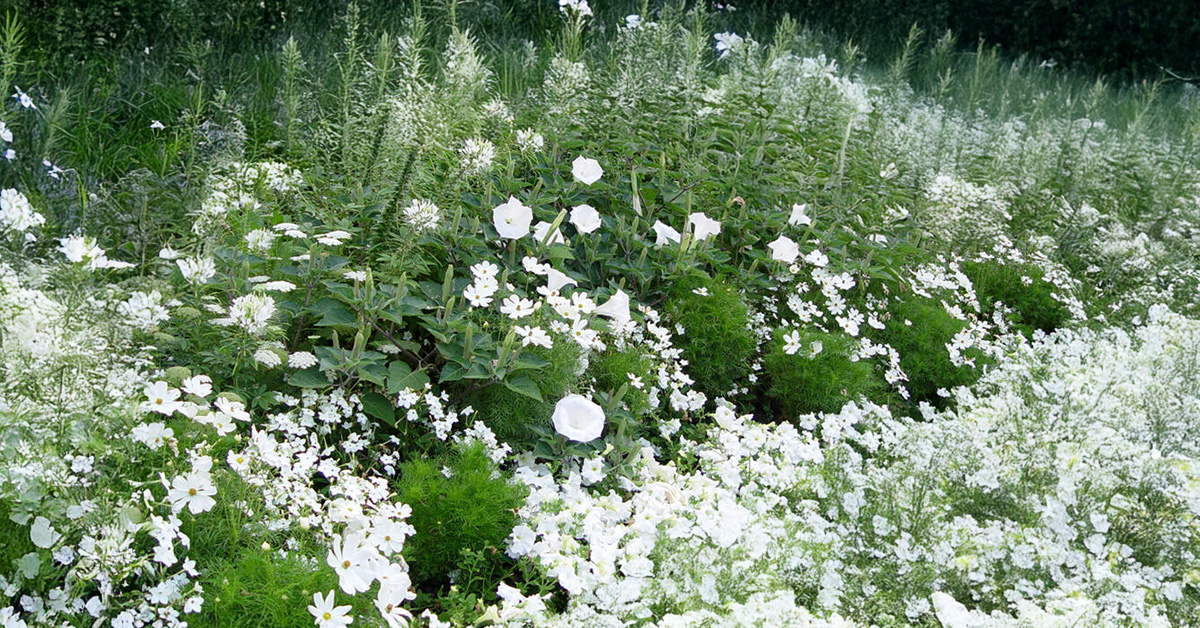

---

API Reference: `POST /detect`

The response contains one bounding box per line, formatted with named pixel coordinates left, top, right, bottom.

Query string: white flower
left=143, top=381, right=184, bottom=415
left=788, top=203, right=812, bottom=226
left=150, top=120, right=165, bottom=130
left=625, top=14, right=642, bottom=28
left=214, top=293, right=277, bottom=335
left=254, top=344, right=283, bottom=367
left=0, top=188, right=44, bottom=233
left=132, top=422, right=174, bottom=449
left=460, top=137, right=496, bottom=175
left=515, top=129, right=544, bottom=152
left=58, top=235, right=104, bottom=265
left=493, top=196, right=533, bottom=240
left=167, top=472, right=217, bottom=514
left=0, top=607, right=26, bottom=628
left=403, top=199, right=440, bottom=232
left=500, top=295, right=537, bottom=319
left=809, top=340, right=824, bottom=357
left=327, top=534, right=378, bottom=595
left=544, top=268, right=577, bottom=294
left=569, top=204, right=602, bottom=234
left=571, top=156, right=603, bottom=185
left=594, top=290, right=631, bottom=325
left=30, top=517, right=61, bottom=549
left=686, top=212, right=721, bottom=241
left=515, top=325, right=552, bottom=349
left=652, top=220, right=681, bottom=246
left=244, top=228, right=277, bottom=253
left=714, top=32, right=744, bottom=58
left=532, top=221, right=566, bottom=245
left=177, top=257, right=216, bottom=285
left=0, top=121, right=11, bottom=143
left=804, top=249, right=829, bottom=268
left=317, top=230, right=352, bottom=246
left=180, top=375, right=212, bottom=397
left=551, top=394, right=605, bottom=442
left=768, top=235, right=799, bottom=263
left=930, top=592, right=972, bottom=628
left=308, top=591, right=353, bottom=628
left=782, top=330, right=802, bottom=355
left=289, top=351, right=319, bottom=369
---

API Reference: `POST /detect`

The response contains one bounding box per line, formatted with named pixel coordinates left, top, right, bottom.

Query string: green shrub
left=962, top=261, right=1070, bottom=337
left=762, top=330, right=884, bottom=417
left=665, top=277, right=755, bottom=397
left=191, top=547, right=359, bottom=628
left=876, top=297, right=986, bottom=407
left=585, top=346, right=654, bottom=413
left=395, top=442, right=526, bottom=587
left=463, top=340, right=580, bottom=446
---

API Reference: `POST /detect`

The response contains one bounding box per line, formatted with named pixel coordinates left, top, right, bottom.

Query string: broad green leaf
left=288, top=368, right=331, bottom=388
left=360, top=392, right=397, bottom=424
left=503, top=375, right=543, bottom=402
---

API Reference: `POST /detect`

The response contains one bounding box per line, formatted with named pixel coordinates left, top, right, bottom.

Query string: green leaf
left=358, top=363, right=389, bottom=387
left=503, top=375, right=543, bottom=402
left=386, top=360, right=430, bottom=393
left=288, top=368, right=330, bottom=388
left=360, top=392, right=397, bottom=424
left=311, top=298, right=358, bottom=327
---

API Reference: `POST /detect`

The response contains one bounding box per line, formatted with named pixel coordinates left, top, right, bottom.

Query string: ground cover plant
left=2, top=1, right=1200, bottom=627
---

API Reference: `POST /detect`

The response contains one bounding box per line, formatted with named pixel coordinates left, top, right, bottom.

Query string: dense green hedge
left=768, top=0, right=1200, bottom=80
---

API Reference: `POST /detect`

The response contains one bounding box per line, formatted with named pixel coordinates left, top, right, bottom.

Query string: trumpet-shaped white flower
left=571, top=156, right=603, bottom=185
left=569, top=204, right=602, bottom=234
left=788, top=203, right=812, bottom=226
left=686, top=212, right=721, bottom=241
left=768, top=235, right=800, bottom=264
left=493, top=196, right=533, bottom=240
left=594, top=290, right=631, bottom=325
left=651, top=220, right=681, bottom=246
left=552, top=394, right=605, bottom=442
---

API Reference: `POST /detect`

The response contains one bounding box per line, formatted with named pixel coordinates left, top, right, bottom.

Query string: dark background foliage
left=757, top=0, right=1200, bottom=81
left=5, top=0, right=1198, bottom=82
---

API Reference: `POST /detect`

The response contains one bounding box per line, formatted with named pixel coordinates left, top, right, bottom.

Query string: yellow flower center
left=188, top=488, right=197, bottom=496
left=342, top=560, right=351, bottom=569
left=323, top=612, right=332, bottom=620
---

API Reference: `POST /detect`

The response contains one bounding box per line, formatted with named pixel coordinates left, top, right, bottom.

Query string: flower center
left=342, top=560, right=351, bottom=569
left=188, top=488, right=197, bottom=496
left=323, top=612, right=332, bottom=620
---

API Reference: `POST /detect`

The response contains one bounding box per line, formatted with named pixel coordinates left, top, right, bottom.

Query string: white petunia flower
left=768, top=235, right=800, bottom=264
left=493, top=196, right=533, bottom=240
left=569, top=204, right=602, bottom=234
left=571, top=156, right=603, bottom=185
left=551, top=394, right=605, bottom=442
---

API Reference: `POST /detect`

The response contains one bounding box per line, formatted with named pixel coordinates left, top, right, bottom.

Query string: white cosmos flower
left=768, top=235, right=800, bottom=264
left=308, top=591, right=353, bottom=628
left=789, top=203, right=812, bottom=226
left=167, top=472, right=217, bottom=514
left=327, top=534, right=379, bottom=595
left=493, top=196, right=533, bottom=240
left=142, top=381, right=184, bottom=416
left=805, top=249, right=829, bottom=267
left=571, top=156, right=603, bottom=185
left=651, top=220, right=681, bottom=246
left=782, top=330, right=802, bottom=355
left=551, top=394, right=605, bottom=442
left=686, top=212, right=721, bottom=241
left=569, top=204, right=601, bottom=234
left=30, top=517, right=62, bottom=549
